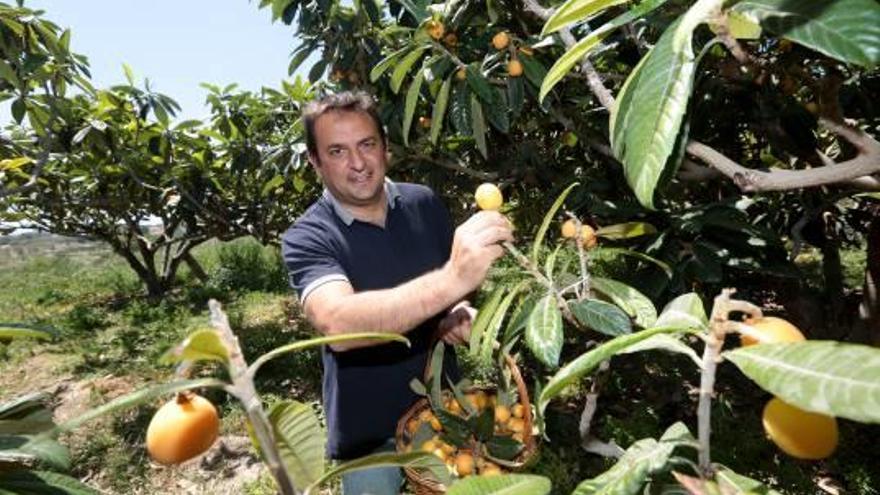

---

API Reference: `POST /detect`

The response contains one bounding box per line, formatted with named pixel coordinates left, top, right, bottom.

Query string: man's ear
left=307, top=152, right=320, bottom=169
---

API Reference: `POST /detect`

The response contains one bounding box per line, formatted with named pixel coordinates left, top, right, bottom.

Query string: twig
left=697, top=289, right=762, bottom=475
left=208, top=300, right=298, bottom=495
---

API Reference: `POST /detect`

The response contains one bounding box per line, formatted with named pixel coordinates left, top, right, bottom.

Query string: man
left=281, top=91, right=513, bottom=494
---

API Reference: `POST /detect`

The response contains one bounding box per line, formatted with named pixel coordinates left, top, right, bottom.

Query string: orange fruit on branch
left=507, top=59, right=523, bottom=77
left=762, top=397, right=838, bottom=460
left=425, top=20, right=445, bottom=40
left=454, top=452, right=475, bottom=476
left=146, top=392, right=219, bottom=465
left=492, top=31, right=510, bottom=50
left=740, top=316, right=805, bottom=347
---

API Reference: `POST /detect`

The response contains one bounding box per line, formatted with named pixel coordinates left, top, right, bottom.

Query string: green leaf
left=571, top=422, right=695, bottom=495
left=595, top=222, right=657, bottom=240
left=715, top=467, right=784, bottom=495
left=542, top=0, right=628, bottom=36
left=403, top=68, right=425, bottom=146
left=540, top=0, right=668, bottom=102
left=371, top=47, right=409, bottom=82
left=0, top=408, right=54, bottom=435
left=160, top=328, right=230, bottom=366
left=447, top=474, right=552, bottom=495
left=654, top=292, right=708, bottom=330
left=618, top=334, right=702, bottom=368
left=715, top=10, right=762, bottom=40
left=249, top=332, right=410, bottom=376
left=590, top=277, right=657, bottom=328
left=122, top=63, right=136, bottom=85
left=0, top=325, right=53, bottom=341
left=610, top=17, right=696, bottom=209
left=2, top=434, right=70, bottom=471
left=0, top=60, right=21, bottom=89
left=570, top=299, right=632, bottom=336
left=11, top=98, right=25, bottom=124
left=525, top=294, right=564, bottom=368
left=470, top=94, right=488, bottom=158
left=518, top=54, right=548, bottom=90
left=0, top=470, right=100, bottom=494
left=0, top=157, right=34, bottom=172
left=538, top=326, right=694, bottom=414
left=391, top=46, right=429, bottom=93
left=725, top=341, right=880, bottom=423
left=430, top=77, right=452, bottom=144
left=469, top=287, right=506, bottom=357
left=0, top=393, right=50, bottom=420
left=589, top=247, right=672, bottom=278
left=308, top=452, right=451, bottom=493
left=268, top=400, right=325, bottom=489
left=429, top=341, right=445, bottom=408
left=261, top=174, right=286, bottom=196
left=394, top=0, right=429, bottom=21
left=450, top=85, right=472, bottom=135
left=733, top=0, right=880, bottom=67
left=483, top=87, right=509, bottom=133
left=465, top=66, right=495, bottom=105
left=479, top=281, right=528, bottom=366
left=272, top=0, right=295, bottom=20
left=530, top=182, right=579, bottom=264
left=485, top=435, right=524, bottom=460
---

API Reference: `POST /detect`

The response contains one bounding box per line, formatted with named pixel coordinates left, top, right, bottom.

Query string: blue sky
left=18, top=0, right=307, bottom=120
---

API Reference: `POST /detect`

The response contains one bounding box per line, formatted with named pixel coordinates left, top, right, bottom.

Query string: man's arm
left=304, top=211, right=512, bottom=351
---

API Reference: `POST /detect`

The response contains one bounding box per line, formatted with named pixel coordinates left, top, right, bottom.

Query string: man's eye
left=361, top=140, right=376, bottom=149
left=328, top=148, right=344, bottom=156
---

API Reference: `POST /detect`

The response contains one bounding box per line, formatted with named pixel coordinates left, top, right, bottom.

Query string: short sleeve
left=281, top=224, right=349, bottom=304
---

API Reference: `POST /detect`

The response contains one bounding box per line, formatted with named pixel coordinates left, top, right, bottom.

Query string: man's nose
left=349, top=149, right=367, bottom=170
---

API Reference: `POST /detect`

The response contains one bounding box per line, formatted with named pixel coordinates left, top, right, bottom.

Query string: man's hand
left=446, top=211, right=514, bottom=294
left=437, top=301, right=477, bottom=345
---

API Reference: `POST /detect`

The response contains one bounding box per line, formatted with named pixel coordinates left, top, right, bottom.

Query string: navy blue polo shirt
left=281, top=180, right=458, bottom=460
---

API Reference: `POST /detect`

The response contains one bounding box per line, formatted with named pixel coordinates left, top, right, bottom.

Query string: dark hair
left=303, top=91, right=386, bottom=156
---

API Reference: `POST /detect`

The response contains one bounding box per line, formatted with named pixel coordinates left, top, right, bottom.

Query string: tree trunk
left=821, top=212, right=845, bottom=336
left=183, top=252, right=209, bottom=282
left=858, top=210, right=880, bottom=345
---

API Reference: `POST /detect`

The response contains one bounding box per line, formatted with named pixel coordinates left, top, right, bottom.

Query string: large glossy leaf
left=0, top=393, right=50, bottom=420
left=542, top=0, right=628, bottom=36
left=391, top=46, right=429, bottom=93
left=733, top=0, right=880, bottom=67
left=610, top=18, right=696, bottom=208
left=538, top=326, right=694, bottom=414
left=447, top=474, right=552, bottom=495
left=465, top=66, right=495, bottom=105
left=403, top=69, right=425, bottom=146
left=0, top=324, right=55, bottom=341
left=653, top=292, right=708, bottom=331
left=268, top=400, right=325, bottom=489
left=469, top=286, right=506, bottom=357
left=590, top=277, right=657, bottom=328
left=370, top=47, right=409, bottom=82
left=570, top=299, right=632, bottom=336
left=430, top=77, right=452, bottom=144
left=572, top=422, right=695, bottom=495
left=479, top=281, right=528, bottom=366
left=540, top=0, right=668, bottom=102
left=525, top=294, right=564, bottom=368
left=725, top=341, right=880, bottom=423
left=470, top=94, right=488, bottom=158
left=306, top=452, right=450, bottom=494
left=160, top=328, right=230, bottom=365
left=530, top=182, right=579, bottom=264
left=0, top=470, right=100, bottom=494
left=1, top=434, right=70, bottom=471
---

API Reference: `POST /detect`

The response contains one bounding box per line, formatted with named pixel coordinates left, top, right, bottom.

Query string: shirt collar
left=322, top=178, right=401, bottom=226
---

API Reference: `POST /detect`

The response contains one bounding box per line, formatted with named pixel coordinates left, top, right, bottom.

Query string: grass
left=1, top=235, right=877, bottom=494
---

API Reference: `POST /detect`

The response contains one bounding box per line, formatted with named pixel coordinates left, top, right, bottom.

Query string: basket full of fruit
left=395, top=344, right=538, bottom=494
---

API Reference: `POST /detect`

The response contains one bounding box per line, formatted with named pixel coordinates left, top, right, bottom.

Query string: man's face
left=309, top=110, right=387, bottom=210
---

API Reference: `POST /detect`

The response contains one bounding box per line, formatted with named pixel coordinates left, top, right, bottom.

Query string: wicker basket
left=395, top=353, right=538, bottom=494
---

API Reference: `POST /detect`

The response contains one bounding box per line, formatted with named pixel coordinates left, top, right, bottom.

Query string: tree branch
left=686, top=117, right=880, bottom=192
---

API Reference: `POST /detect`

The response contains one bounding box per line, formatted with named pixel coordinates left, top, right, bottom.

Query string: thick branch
left=686, top=118, right=880, bottom=192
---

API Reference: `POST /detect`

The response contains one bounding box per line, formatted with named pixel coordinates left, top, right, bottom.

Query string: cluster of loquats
left=400, top=390, right=531, bottom=478
left=561, top=218, right=597, bottom=249
left=740, top=316, right=839, bottom=460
